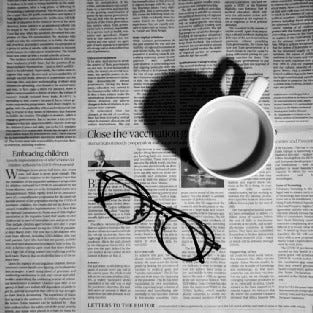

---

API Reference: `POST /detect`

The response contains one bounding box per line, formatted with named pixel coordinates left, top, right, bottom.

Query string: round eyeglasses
left=94, top=170, right=221, bottom=263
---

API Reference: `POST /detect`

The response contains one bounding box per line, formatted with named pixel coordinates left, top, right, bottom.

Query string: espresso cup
left=188, top=77, right=275, bottom=180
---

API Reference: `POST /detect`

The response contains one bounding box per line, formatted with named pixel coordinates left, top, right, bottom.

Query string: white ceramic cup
left=188, top=77, right=275, bottom=180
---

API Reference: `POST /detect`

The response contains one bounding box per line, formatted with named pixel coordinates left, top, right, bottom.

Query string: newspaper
left=1, top=0, right=313, bottom=312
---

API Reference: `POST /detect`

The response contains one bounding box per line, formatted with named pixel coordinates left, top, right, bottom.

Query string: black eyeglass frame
left=94, top=170, right=221, bottom=263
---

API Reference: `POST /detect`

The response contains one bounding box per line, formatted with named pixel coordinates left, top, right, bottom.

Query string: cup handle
left=244, top=77, right=268, bottom=103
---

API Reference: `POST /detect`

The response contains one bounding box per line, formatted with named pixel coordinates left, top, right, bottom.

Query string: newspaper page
left=1, top=0, right=313, bottom=313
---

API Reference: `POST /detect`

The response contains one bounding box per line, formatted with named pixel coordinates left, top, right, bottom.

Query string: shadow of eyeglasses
left=94, top=170, right=221, bottom=263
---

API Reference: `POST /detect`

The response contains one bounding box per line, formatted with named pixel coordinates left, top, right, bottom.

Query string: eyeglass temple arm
left=187, top=221, right=221, bottom=252
left=96, top=171, right=143, bottom=195
left=162, top=210, right=221, bottom=251
left=194, top=224, right=221, bottom=251
left=188, top=225, right=205, bottom=263
left=95, top=192, right=141, bottom=203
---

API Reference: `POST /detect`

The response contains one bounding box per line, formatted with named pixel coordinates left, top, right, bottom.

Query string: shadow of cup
left=142, top=57, right=246, bottom=163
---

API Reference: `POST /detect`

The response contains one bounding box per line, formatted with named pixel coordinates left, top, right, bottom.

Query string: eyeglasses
left=94, top=170, right=221, bottom=263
